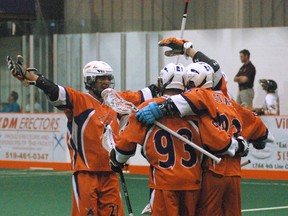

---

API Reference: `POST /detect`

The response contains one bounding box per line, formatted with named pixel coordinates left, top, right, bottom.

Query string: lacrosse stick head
left=101, top=88, right=138, bottom=115
left=102, top=123, right=116, bottom=152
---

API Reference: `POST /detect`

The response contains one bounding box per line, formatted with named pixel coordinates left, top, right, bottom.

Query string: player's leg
left=196, top=171, right=225, bottom=216
left=97, top=172, right=124, bottom=216
left=222, top=176, right=241, bottom=216
left=151, top=189, right=180, bottom=216
left=179, top=190, right=200, bottom=216
left=71, top=171, right=99, bottom=216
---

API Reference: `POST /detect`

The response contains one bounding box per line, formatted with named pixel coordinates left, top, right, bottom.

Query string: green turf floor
left=0, top=169, right=287, bottom=215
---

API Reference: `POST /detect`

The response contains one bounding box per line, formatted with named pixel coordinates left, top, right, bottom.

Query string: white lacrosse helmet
left=184, top=62, right=214, bottom=89
left=158, top=63, right=185, bottom=92
left=83, top=61, right=114, bottom=89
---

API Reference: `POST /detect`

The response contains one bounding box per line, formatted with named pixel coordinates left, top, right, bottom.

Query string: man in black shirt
left=234, top=49, right=256, bottom=109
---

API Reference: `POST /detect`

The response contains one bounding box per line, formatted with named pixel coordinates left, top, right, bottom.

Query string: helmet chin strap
left=91, top=87, right=103, bottom=99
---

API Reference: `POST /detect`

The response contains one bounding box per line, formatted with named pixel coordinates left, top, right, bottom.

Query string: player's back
left=140, top=97, right=202, bottom=191
left=198, top=90, right=244, bottom=177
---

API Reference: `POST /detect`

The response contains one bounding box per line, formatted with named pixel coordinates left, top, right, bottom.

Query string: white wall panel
left=99, top=33, right=122, bottom=91
left=162, top=27, right=288, bottom=114
left=125, top=32, right=146, bottom=91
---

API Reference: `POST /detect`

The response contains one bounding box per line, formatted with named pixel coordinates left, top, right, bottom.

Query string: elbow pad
left=35, top=75, right=59, bottom=101
left=193, top=51, right=220, bottom=72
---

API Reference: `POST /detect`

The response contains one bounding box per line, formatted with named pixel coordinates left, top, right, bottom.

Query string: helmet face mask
left=83, top=61, right=115, bottom=97
left=85, top=75, right=115, bottom=89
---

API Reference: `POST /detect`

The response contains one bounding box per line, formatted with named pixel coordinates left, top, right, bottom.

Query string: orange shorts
left=151, top=189, right=200, bottom=216
left=196, top=171, right=241, bottom=216
left=71, top=171, right=124, bottom=216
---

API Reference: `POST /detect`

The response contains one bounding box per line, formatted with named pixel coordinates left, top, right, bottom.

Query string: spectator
left=1, top=91, right=21, bottom=112
left=234, top=49, right=256, bottom=108
left=253, top=79, right=279, bottom=115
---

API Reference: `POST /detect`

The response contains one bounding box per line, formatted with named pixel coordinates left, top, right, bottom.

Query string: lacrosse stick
left=241, top=160, right=251, bottom=167
left=176, top=0, right=190, bottom=64
left=102, top=123, right=134, bottom=216
left=102, top=88, right=221, bottom=164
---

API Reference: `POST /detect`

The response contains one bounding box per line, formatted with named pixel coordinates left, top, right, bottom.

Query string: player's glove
left=235, top=136, right=249, bottom=157
left=136, top=102, right=163, bottom=125
left=252, top=140, right=266, bottom=150
left=109, top=149, right=124, bottom=173
left=7, top=55, right=38, bottom=82
left=158, top=37, right=193, bottom=57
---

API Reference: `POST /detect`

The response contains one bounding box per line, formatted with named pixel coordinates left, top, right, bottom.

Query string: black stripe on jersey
left=181, top=94, right=201, bottom=115
left=67, top=122, right=77, bottom=167
left=73, top=172, right=80, bottom=199
left=139, top=90, right=145, bottom=104
left=204, top=139, right=232, bottom=155
left=192, top=120, right=199, bottom=127
left=150, top=165, right=154, bottom=181
left=249, top=128, right=268, bottom=143
left=74, top=109, right=94, bottom=167
left=115, top=146, right=136, bottom=156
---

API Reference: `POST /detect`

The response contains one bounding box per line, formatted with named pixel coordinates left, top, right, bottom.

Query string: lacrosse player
left=6, top=56, right=158, bottom=216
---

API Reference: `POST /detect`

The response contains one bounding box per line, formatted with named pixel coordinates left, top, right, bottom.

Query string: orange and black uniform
left=52, top=85, right=149, bottom=216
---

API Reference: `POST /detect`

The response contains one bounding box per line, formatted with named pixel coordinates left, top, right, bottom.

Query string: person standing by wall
left=1, top=91, right=21, bottom=112
left=234, top=49, right=256, bottom=108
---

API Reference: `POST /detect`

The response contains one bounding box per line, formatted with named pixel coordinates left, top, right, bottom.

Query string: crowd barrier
left=0, top=113, right=287, bottom=179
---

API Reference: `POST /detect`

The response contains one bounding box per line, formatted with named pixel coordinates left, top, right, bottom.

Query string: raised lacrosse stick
left=102, top=123, right=134, bottom=216
left=102, top=88, right=221, bottom=164
left=176, top=0, right=190, bottom=64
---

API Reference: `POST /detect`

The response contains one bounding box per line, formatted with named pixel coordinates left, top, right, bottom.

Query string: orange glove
left=158, top=37, right=190, bottom=57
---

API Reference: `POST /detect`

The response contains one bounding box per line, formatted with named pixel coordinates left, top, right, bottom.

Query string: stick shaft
left=179, top=0, right=189, bottom=39
left=154, top=121, right=221, bottom=163
left=119, top=171, right=133, bottom=215
left=241, top=160, right=251, bottom=167
left=177, top=0, right=189, bottom=64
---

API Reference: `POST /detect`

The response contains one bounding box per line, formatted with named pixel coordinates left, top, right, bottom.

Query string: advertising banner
left=0, top=113, right=70, bottom=163
left=242, top=116, right=288, bottom=171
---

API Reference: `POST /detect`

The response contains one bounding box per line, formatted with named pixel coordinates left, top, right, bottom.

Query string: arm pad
left=35, top=75, right=59, bottom=101
left=193, top=51, right=220, bottom=72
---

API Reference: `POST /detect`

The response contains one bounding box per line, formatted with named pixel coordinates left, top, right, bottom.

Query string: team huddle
left=7, top=37, right=273, bottom=216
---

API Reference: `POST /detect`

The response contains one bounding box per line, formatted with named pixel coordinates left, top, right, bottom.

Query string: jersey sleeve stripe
left=139, top=87, right=153, bottom=103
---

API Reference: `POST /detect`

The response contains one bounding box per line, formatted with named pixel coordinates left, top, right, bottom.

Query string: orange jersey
left=171, top=89, right=244, bottom=176
left=174, top=88, right=268, bottom=177
left=116, top=97, right=203, bottom=191
left=54, top=86, right=145, bottom=173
